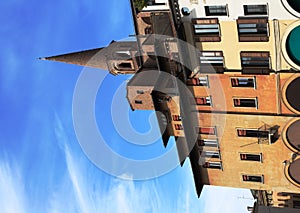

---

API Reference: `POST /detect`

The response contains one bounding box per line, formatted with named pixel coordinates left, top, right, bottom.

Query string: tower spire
left=40, top=47, right=109, bottom=70
left=41, top=40, right=140, bottom=75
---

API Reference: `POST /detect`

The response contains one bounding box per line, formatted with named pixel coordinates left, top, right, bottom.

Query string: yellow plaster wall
left=196, top=20, right=277, bottom=70
left=197, top=113, right=300, bottom=193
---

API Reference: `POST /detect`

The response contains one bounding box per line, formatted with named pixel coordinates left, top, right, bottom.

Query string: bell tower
left=40, top=40, right=141, bottom=75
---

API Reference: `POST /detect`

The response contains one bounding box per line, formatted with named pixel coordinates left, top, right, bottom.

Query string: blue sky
left=0, top=0, right=254, bottom=212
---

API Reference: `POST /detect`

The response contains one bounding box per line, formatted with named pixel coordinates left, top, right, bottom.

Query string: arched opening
left=285, top=77, right=300, bottom=112
left=286, top=26, right=300, bottom=67
left=288, top=159, right=300, bottom=185
left=287, top=0, right=300, bottom=13
left=281, top=0, right=300, bottom=17
left=286, top=119, right=300, bottom=151
left=144, top=26, right=152, bottom=34
left=281, top=21, right=300, bottom=70
left=118, top=62, right=132, bottom=69
left=141, top=17, right=152, bottom=25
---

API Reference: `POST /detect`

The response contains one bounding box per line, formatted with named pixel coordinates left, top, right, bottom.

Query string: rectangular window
left=199, top=51, right=224, bottom=67
left=205, top=5, right=228, bottom=16
left=194, top=24, right=219, bottom=35
left=186, top=76, right=209, bottom=87
left=172, top=115, right=182, bottom=121
left=233, top=98, right=257, bottom=108
left=240, top=153, right=262, bottom=162
left=135, top=100, right=143, bottom=104
left=192, top=18, right=221, bottom=42
left=237, top=129, right=269, bottom=138
left=242, top=175, right=264, bottom=183
left=231, top=77, right=256, bottom=88
left=237, top=17, right=269, bottom=42
left=293, top=195, right=300, bottom=199
left=195, top=96, right=212, bottom=106
left=202, top=161, right=222, bottom=169
left=200, top=151, right=220, bottom=159
left=197, top=127, right=216, bottom=135
left=244, top=5, right=268, bottom=16
left=198, top=139, right=219, bottom=147
left=241, top=52, right=270, bottom=74
left=199, top=51, right=224, bottom=73
left=293, top=200, right=300, bottom=209
left=175, top=124, right=183, bottom=130
left=241, top=52, right=270, bottom=67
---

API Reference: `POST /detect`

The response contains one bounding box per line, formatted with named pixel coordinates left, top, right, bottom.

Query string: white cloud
left=199, top=185, right=255, bottom=213
left=48, top=117, right=198, bottom=213
left=0, top=157, right=27, bottom=213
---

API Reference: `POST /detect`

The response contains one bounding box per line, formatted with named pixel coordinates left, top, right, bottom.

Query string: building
left=41, top=0, right=300, bottom=209
left=249, top=202, right=300, bottom=212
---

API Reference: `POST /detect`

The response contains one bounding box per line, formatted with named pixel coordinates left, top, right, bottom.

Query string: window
left=241, top=52, right=270, bottom=74
left=200, top=150, right=220, bottom=159
left=194, top=24, right=219, bottom=35
left=241, top=52, right=270, bottom=67
left=242, top=175, right=264, bottom=183
left=115, top=62, right=133, bottom=70
left=293, top=200, right=300, bottom=209
left=237, top=129, right=269, bottom=138
left=186, top=76, right=209, bottom=86
left=172, top=115, right=182, bottom=121
left=199, top=51, right=224, bottom=66
left=135, top=100, right=143, bottom=104
left=202, top=161, right=222, bottom=169
left=192, top=18, right=221, bottom=42
left=233, top=98, right=257, bottom=108
left=144, top=26, right=152, bottom=34
left=240, top=153, right=262, bottom=162
left=198, top=139, right=219, bottom=147
left=175, top=124, right=183, bottom=130
left=197, top=127, right=216, bottom=135
left=195, top=96, right=212, bottom=106
left=231, top=77, right=256, bottom=88
left=199, top=51, right=224, bottom=73
left=237, top=17, right=269, bottom=42
left=136, top=90, right=144, bottom=94
left=205, top=5, right=228, bottom=16
left=244, top=5, right=268, bottom=16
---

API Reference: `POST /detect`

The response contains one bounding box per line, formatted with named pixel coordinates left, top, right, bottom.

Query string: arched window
left=114, top=62, right=133, bottom=71
left=144, top=26, right=152, bottom=34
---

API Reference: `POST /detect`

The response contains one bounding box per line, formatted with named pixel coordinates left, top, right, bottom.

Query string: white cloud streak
left=0, top=157, right=27, bottom=213
left=50, top=113, right=200, bottom=213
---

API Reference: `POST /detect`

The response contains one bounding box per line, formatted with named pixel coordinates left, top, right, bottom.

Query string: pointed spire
left=41, top=48, right=109, bottom=70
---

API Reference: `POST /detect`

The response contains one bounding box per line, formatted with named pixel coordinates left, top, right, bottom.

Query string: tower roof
left=40, top=47, right=109, bottom=70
